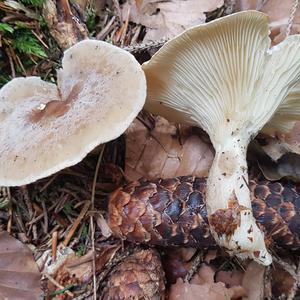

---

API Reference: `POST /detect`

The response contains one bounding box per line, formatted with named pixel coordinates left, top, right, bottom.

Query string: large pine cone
left=108, top=176, right=300, bottom=252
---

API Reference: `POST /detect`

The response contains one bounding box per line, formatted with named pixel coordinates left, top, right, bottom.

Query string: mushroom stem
left=207, top=137, right=250, bottom=212
left=207, top=136, right=271, bottom=264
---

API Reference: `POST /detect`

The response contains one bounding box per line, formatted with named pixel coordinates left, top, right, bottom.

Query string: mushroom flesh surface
left=0, top=40, right=146, bottom=186
left=142, top=11, right=300, bottom=265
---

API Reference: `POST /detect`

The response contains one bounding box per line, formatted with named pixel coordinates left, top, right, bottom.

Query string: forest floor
left=0, top=0, right=300, bottom=299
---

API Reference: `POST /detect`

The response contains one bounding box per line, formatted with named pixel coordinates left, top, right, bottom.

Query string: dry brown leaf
left=258, top=152, right=300, bottom=181
left=121, top=0, right=224, bottom=42
left=40, top=246, right=92, bottom=297
left=242, top=261, right=265, bottom=300
left=169, top=264, right=246, bottom=300
left=215, top=270, right=244, bottom=288
left=204, top=250, right=218, bottom=263
left=249, top=140, right=300, bottom=181
left=125, top=117, right=214, bottom=181
left=261, top=122, right=300, bottom=160
left=236, top=0, right=300, bottom=44
left=0, top=231, right=41, bottom=300
left=95, top=244, right=120, bottom=273
left=163, top=248, right=197, bottom=284
left=42, top=244, right=120, bottom=295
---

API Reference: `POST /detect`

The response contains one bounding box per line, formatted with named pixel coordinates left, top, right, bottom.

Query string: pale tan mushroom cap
left=0, top=40, right=146, bottom=186
left=263, top=83, right=300, bottom=135
left=143, top=11, right=300, bottom=146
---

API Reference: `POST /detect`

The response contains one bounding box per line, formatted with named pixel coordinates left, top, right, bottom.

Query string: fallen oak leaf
left=125, top=117, right=214, bottom=181
left=258, top=153, right=300, bottom=181
left=215, top=270, right=244, bottom=288
left=248, top=141, right=300, bottom=181
left=260, top=121, right=300, bottom=161
left=40, top=244, right=121, bottom=297
left=242, top=261, right=265, bottom=300
left=0, top=231, right=41, bottom=300
left=236, top=0, right=300, bottom=44
left=169, top=264, right=246, bottom=300
left=121, top=0, right=224, bottom=43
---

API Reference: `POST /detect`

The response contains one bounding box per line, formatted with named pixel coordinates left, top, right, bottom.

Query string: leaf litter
left=121, top=0, right=224, bottom=43
left=0, top=231, right=41, bottom=300
left=1, top=0, right=300, bottom=299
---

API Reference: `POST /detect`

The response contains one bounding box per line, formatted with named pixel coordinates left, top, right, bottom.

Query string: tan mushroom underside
left=0, top=40, right=146, bottom=186
left=142, top=11, right=300, bottom=265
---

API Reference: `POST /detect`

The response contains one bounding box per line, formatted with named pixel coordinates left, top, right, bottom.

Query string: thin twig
left=5, top=46, right=15, bottom=78
left=52, top=231, right=58, bottom=262
left=123, top=39, right=168, bottom=53
left=63, top=200, right=91, bottom=247
left=21, top=186, right=34, bottom=219
left=112, top=0, right=122, bottom=23
left=7, top=206, right=12, bottom=234
left=5, top=188, right=12, bottom=234
left=31, top=29, right=49, bottom=49
left=90, top=216, right=97, bottom=300
left=41, top=200, right=48, bottom=234
left=96, top=16, right=116, bottom=40
left=44, top=273, right=74, bottom=298
left=15, top=54, right=27, bottom=76
left=90, top=145, right=105, bottom=299
left=39, top=174, right=58, bottom=192
left=120, top=7, right=130, bottom=46
left=286, top=0, right=299, bottom=36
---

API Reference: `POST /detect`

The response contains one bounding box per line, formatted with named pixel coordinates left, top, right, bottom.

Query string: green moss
left=12, top=29, right=47, bottom=58
left=18, top=0, right=44, bottom=8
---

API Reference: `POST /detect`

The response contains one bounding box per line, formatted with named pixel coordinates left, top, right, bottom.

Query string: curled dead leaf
left=260, top=122, right=300, bottom=161
left=242, top=261, right=265, bottom=300
left=169, top=264, right=246, bottom=300
left=253, top=122, right=300, bottom=181
left=215, top=270, right=244, bottom=288
left=0, top=231, right=41, bottom=300
left=125, top=117, right=214, bottom=181
left=40, top=244, right=120, bottom=297
left=249, top=141, right=300, bottom=181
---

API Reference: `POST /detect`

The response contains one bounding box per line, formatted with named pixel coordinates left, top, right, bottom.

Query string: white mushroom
left=0, top=40, right=146, bottom=186
left=262, top=83, right=300, bottom=136
left=142, top=11, right=300, bottom=265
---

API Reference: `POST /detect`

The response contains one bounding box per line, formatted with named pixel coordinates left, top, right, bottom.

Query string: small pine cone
left=102, top=249, right=165, bottom=300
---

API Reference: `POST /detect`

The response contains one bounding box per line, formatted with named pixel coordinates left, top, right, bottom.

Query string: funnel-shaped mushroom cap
left=143, top=11, right=300, bottom=147
left=0, top=40, right=146, bottom=186
left=262, top=84, right=300, bottom=136
left=143, top=11, right=300, bottom=265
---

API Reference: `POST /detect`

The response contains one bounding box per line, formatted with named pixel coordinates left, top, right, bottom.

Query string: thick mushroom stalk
left=142, top=11, right=300, bottom=265
left=207, top=136, right=268, bottom=263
